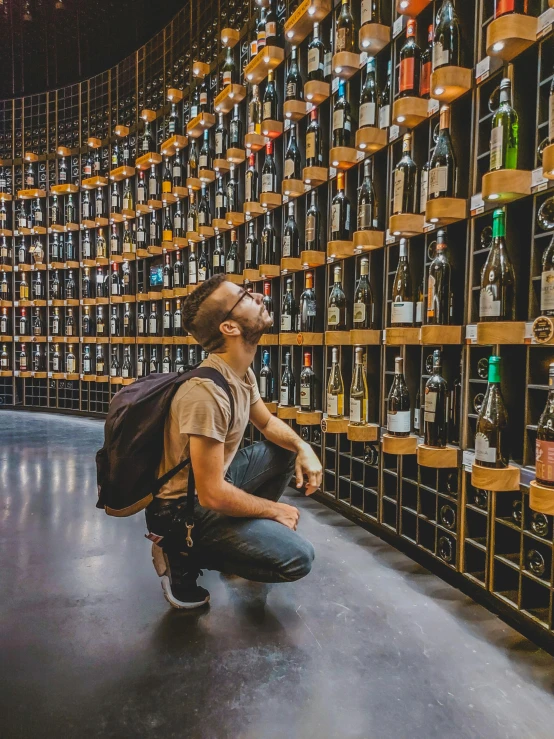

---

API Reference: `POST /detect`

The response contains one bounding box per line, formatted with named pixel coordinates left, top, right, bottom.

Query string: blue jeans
left=146, top=441, right=315, bottom=583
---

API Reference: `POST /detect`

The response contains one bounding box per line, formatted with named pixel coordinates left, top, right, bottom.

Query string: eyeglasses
left=221, top=288, right=254, bottom=324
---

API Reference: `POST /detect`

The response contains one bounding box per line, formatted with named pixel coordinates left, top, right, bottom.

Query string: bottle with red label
left=536, top=363, right=554, bottom=487
left=420, top=25, right=433, bottom=99
left=495, top=0, right=528, bottom=18
left=399, top=19, right=421, bottom=99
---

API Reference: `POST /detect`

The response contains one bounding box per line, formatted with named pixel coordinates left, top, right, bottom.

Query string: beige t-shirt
left=157, top=353, right=260, bottom=500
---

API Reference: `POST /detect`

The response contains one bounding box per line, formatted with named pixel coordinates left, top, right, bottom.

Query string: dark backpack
left=95, top=366, right=234, bottom=517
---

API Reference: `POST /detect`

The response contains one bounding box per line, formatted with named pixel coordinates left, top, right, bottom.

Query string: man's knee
left=280, top=538, right=315, bottom=582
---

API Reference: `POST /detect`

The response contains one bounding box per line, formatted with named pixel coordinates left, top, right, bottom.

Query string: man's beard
left=237, top=307, right=273, bottom=346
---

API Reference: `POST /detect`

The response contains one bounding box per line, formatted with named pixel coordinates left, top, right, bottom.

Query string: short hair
left=181, top=273, right=228, bottom=352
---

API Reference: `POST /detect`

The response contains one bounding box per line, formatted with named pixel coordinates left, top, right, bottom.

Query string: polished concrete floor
left=1, top=410, right=554, bottom=739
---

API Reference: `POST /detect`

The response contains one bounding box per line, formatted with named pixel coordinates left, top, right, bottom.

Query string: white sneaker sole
left=161, top=576, right=210, bottom=610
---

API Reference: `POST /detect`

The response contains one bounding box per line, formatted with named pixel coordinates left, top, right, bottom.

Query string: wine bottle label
left=262, top=173, right=274, bottom=192
left=189, top=263, right=197, bottom=283
left=420, top=62, right=431, bottom=98
left=307, top=49, right=321, bottom=74
left=324, top=51, right=332, bottom=79
left=173, top=164, right=181, bottom=179
left=305, top=215, right=316, bottom=242
left=300, top=385, right=311, bottom=408
left=331, top=204, right=341, bottom=234
left=424, top=389, right=438, bottom=422
left=284, top=159, right=295, bottom=179
left=415, top=300, right=423, bottom=324
left=223, top=71, right=232, bottom=87
left=286, top=82, right=297, bottom=99
left=387, top=410, right=411, bottom=433
left=53, top=357, right=60, bottom=371
left=420, top=169, right=429, bottom=213
left=281, top=314, right=292, bottom=331
left=475, top=432, right=497, bottom=464
left=353, top=302, right=366, bottom=323
left=280, top=387, right=290, bottom=406
left=84, top=358, right=91, bottom=373
left=163, top=315, right=171, bottom=329
left=137, top=185, right=146, bottom=202
left=327, top=392, right=339, bottom=417
left=122, top=367, right=129, bottom=378
left=200, top=92, right=208, bottom=106
left=393, top=170, right=406, bottom=215
left=328, top=306, right=340, bottom=326
left=361, top=0, right=374, bottom=24
left=359, top=102, right=377, bottom=129
left=187, top=217, right=195, bottom=233
left=536, top=439, right=554, bottom=483
left=260, top=376, right=267, bottom=397
left=350, top=398, right=362, bottom=423
left=199, top=155, right=209, bottom=169
left=358, top=203, right=373, bottom=231
left=266, top=21, right=276, bottom=37
left=414, top=407, right=420, bottom=431
left=283, top=234, right=291, bottom=257
left=490, top=126, right=504, bottom=171
left=198, top=266, right=207, bottom=282
left=399, top=58, right=415, bottom=94
left=549, top=95, right=554, bottom=144
left=427, top=275, right=436, bottom=318
left=137, top=361, right=143, bottom=376
left=432, top=41, right=449, bottom=72
left=306, top=132, right=316, bottom=160
left=214, top=132, right=224, bottom=156
left=377, top=104, right=390, bottom=129
left=263, top=101, right=273, bottom=121
left=149, top=318, right=157, bottom=333
left=541, top=270, right=554, bottom=311
left=429, top=166, right=448, bottom=197
left=391, top=301, right=414, bottom=324
left=226, top=259, right=236, bottom=273
left=479, top=288, right=501, bottom=318
left=335, top=28, right=347, bottom=53
left=332, top=110, right=344, bottom=131
left=174, top=314, right=181, bottom=329
left=216, top=194, right=225, bottom=210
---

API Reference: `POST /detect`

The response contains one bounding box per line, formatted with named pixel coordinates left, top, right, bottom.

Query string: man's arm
left=189, top=434, right=299, bottom=529
left=249, top=398, right=322, bottom=495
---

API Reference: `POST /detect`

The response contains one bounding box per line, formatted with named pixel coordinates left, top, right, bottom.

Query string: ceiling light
left=397, top=116, right=406, bottom=123
left=488, top=193, right=500, bottom=200
left=434, top=87, right=445, bottom=96
left=492, top=41, right=505, bottom=52
left=361, top=40, right=370, bottom=49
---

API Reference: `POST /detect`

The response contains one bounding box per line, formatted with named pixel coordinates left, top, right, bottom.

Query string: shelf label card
left=331, top=77, right=339, bottom=94
left=531, top=166, right=548, bottom=193
left=462, top=450, right=475, bottom=472
left=424, top=221, right=436, bottom=233
left=389, top=124, right=401, bottom=143
left=475, top=57, right=490, bottom=84
left=427, top=98, right=440, bottom=117
left=465, top=324, right=477, bottom=344
left=13, top=265, right=18, bottom=272
left=284, top=118, right=291, bottom=131
left=524, top=321, right=535, bottom=343
left=14, top=336, right=19, bottom=342
left=470, top=193, right=484, bottom=216
left=382, top=329, right=386, bottom=344
left=392, top=15, right=405, bottom=39
left=537, top=8, right=554, bottom=39
left=47, top=372, right=52, bottom=378
left=519, top=467, right=534, bottom=488
left=385, top=228, right=395, bottom=245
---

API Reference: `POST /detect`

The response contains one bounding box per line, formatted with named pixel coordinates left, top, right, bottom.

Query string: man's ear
left=219, top=320, right=241, bottom=338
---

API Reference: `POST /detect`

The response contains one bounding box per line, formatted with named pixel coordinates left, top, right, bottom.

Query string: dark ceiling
left=0, top=0, right=187, bottom=99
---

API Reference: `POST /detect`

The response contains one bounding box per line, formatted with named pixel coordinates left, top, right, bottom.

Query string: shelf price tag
left=14, top=336, right=19, bottom=342
left=475, top=57, right=490, bottom=84
left=427, top=98, right=440, bottom=117
left=381, top=329, right=387, bottom=344
left=284, top=118, right=291, bottom=131
left=331, top=77, right=339, bottom=94
left=14, top=370, right=19, bottom=377
left=465, top=324, right=477, bottom=344
left=14, top=300, right=19, bottom=307
left=531, top=167, right=548, bottom=193
left=519, top=467, right=534, bottom=488
left=470, top=193, right=484, bottom=216
left=389, top=125, right=401, bottom=143
left=385, top=229, right=395, bottom=245
left=392, top=15, right=405, bottom=39
left=424, top=221, right=436, bottom=233
left=462, top=450, right=475, bottom=472
left=537, top=8, right=554, bottom=39
left=13, top=265, right=18, bottom=272
left=48, top=372, right=52, bottom=378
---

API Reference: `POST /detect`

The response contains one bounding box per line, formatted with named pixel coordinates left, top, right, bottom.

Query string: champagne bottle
left=300, top=352, right=316, bottom=411
left=426, top=230, right=452, bottom=325
left=433, top=0, right=461, bottom=71
left=327, top=347, right=345, bottom=418
left=281, top=278, right=297, bottom=332
left=424, top=349, right=448, bottom=448
left=280, top=352, right=296, bottom=406
left=479, top=208, right=515, bottom=322
left=393, top=133, right=417, bottom=215
left=429, top=105, right=456, bottom=199
left=259, top=349, right=273, bottom=401
left=328, top=265, right=347, bottom=330
left=387, top=357, right=411, bottom=436
left=475, top=355, right=509, bottom=468
left=399, top=19, right=421, bottom=98
left=391, top=239, right=414, bottom=326
left=536, top=362, right=554, bottom=487
left=489, top=78, right=518, bottom=171
left=353, top=257, right=374, bottom=329
left=299, top=271, right=317, bottom=332
left=335, top=0, right=355, bottom=53
left=350, top=346, right=369, bottom=425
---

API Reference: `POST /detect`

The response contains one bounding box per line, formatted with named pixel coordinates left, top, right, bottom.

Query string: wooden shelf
left=56, top=146, right=71, bottom=157
left=471, top=463, right=520, bottom=492
left=24, top=152, right=39, bottom=162
left=385, top=327, right=421, bottom=345
left=141, top=109, right=157, bottom=123
left=347, top=423, right=379, bottom=442
left=214, top=84, right=247, bottom=114
left=530, top=480, right=554, bottom=516
left=332, top=52, right=361, bottom=81
left=486, top=13, right=538, bottom=62
left=261, top=119, right=283, bottom=139
left=186, top=177, right=201, bottom=191
left=17, top=189, right=46, bottom=199
left=417, top=444, right=459, bottom=469
left=50, top=184, right=79, bottom=195
left=260, top=191, right=282, bottom=209
left=225, top=210, right=245, bottom=227
left=359, top=23, right=391, bottom=54
left=321, top=416, right=349, bottom=433
left=430, top=66, right=472, bottom=104
left=280, top=332, right=324, bottom=346
left=243, top=201, right=265, bottom=218
left=225, top=273, right=243, bottom=285
left=284, top=0, right=332, bottom=44
left=392, top=96, right=428, bottom=128
left=186, top=113, right=216, bottom=138
left=199, top=168, right=216, bottom=184
left=304, top=81, right=330, bottom=106
left=327, top=240, right=355, bottom=261
left=160, top=135, right=188, bottom=156
left=221, top=28, right=240, bottom=47
left=277, top=405, right=298, bottom=420
left=353, top=229, right=385, bottom=251
left=425, top=197, right=467, bottom=226
left=227, top=147, right=246, bottom=164
left=82, top=176, right=108, bottom=189
left=87, top=137, right=102, bottom=149
left=244, top=133, right=266, bottom=152
left=325, top=331, right=351, bottom=346
left=476, top=321, right=526, bottom=345
left=244, top=46, right=285, bottom=85
left=192, top=61, right=210, bottom=78
left=329, top=146, right=358, bottom=170
left=420, top=325, right=463, bottom=345
left=382, top=433, right=418, bottom=455
left=281, top=178, right=305, bottom=198
left=258, top=333, right=279, bottom=346
left=166, top=88, right=183, bottom=103
left=543, top=144, right=554, bottom=180
left=0, top=193, right=12, bottom=202
left=481, top=169, right=532, bottom=204
left=259, top=264, right=280, bottom=278
left=243, top=268, right=261, bottom=282
left=265, top=401, right=278, bottom=414
left=110, top=166, right=135, bottom=182
left=300, top=250, right=325, bottom=268
left=350, top=329, right=381, bottom=345
left=389, top=213, right=425, bottom=237
left=297, top=410, right=323, bottom=426
left=136, top=152, right=162, bottom=170
left=281, top=257, right=303, bottom=273
left=302, top=166, right=328, bottom=187
left=212, top=218, right=232, bottom=232
left=185, top=231, right=202, bottom=243
left=396, top=0, right=431, bottom=15
left=355, top=126, right=388, bottom=154
left=283, top=100, right=309, bottom=122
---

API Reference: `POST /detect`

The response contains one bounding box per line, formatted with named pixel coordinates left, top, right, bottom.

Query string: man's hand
left=295, top=442, right=323, bottom=496
left=271, top=501, right=300, bottom=530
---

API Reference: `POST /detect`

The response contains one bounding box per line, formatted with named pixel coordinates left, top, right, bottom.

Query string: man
left=147, top=273, right=323, bottom=609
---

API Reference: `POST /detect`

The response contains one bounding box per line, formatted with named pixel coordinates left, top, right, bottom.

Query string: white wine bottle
left=327, top=347, right=345, bottom=418
left=350, top=347, right=369, bottom=426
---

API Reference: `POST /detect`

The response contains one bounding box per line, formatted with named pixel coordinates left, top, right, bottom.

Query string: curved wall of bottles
left=1, top=0, right=554, bottom=646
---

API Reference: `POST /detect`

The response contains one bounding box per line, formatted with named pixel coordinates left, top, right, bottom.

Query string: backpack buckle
left=185, top=521, right=194, bottom=548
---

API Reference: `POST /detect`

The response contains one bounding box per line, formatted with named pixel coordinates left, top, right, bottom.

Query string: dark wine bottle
left=245, top=221, right=258, bottom=269
left=261, top=141, right=277, bottom=193
left=541, top=235, right=554, bottom=316
left=387, top=357, right=411, bottom=437
left=433, top=0, right=461, bottom=71
left=332, top=79, right=352, bottom=147
left=359, top=56, right=378, bottom=129
left=280, top=352, right=296, bottom=406
left=399, top=19, right=421, bottom=98
left=305, top=109, right=322, bottom=168
left=307, top=23, right=326, bottom=82
left=335, top=0, right=356, bottom=53
left=426, top=229, right=452, bottom=325
left=475, top=355, right=510, bottom=468
left=357, top=158, right=378, bottom=231
left=353, top=257, right=374, bottom=329
left=391, top=239, right=414, bottom=326
left=259, top=349, right=273, bottom=401
left=260, top=213, right=275, bottom=264
left=393, top=133, right=418, bottom=215
left=284, top=125, right=302, bottom=180
left=281, top=278, right=297, bottom=332
left=331, top=171, right=351, bottom=240
left=479, top=208, right=515, bottom=322
left=429, top=105, right=456, bottom=199
left=285, top=46, right=303, bottom=102
left=424, top=349, right=448, bottom=448
left=328, top=265, right=347, bottom=330
left=300, top=351, right=316, bottom=411
left=420, top=25, right=433, bottom=99
left=299, top=272, right=317, bottom=332
left=305, top=190, right=321, bottom=251
left=263, top=71, right=279, bottom=121
left=536, top=362, right=554, bottom=487
left=282, top=201, right=300, bottom=258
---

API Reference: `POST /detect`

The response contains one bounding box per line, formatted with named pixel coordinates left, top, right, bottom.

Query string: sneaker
left=151, top=543, right=210, bottom=610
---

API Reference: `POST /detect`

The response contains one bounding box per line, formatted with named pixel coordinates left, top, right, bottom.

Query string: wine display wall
left=2, top=0, right=554, bottom=645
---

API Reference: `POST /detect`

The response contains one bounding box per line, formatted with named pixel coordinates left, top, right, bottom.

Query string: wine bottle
left=420, top=25, right=433, bottom=99
left=479, top=208, right=515, bottom=322
left=198, top=240, right=209, bottom=282
left=265, top=0, right=278, bottom=46
left=327, top=347, right=345, bottom=418
left=414, top=387, right=421, bottom=434
left=387, top=357, right=411, bottom=436
left=359, top=56, right=378, bottom=129
left=391, top=239, right=414, bottom=326
left=227, top=165, right=239, bottom=212
left=260, top=213, right=275, bottom=264
left=259, top=349, right=273, bottom=401
left=393, top=133, right=418, bottom=215
left=358, top=159, right=378, bottom=231
left=350, top=346, right=369, bottom=425
left=475, top=355, right=509, bottom=468
left=379, top=60, right=392, bottom=129
left=332, top=79, right=352, bottom=148
left=549, top=65, right=554, bottom=145
left=261, top=141, right=277, bottom=193
left=226, top=230, right=240, bottom=275
left=173, top=152, right=182, bottom=187
left=262, top=281, right=275, bottom=330
left=494, top=1, right=529, bottom=20
left=426, top=229, right=452, bottom=325
left=215, top=176, right=227, bottom=219
left=284, top=125, right=302, bottom=180
left=307, top=23, right=326, bottom=82
left=230, top=104, right=243, bottom=148
left=361, top=0, right=380, bottom=25
left=331, top=171, right=351, bottom=240
left=280, top=352, right=296, bottom=406
left=536, top=362, right=554, bottom=487
left=163, top=301, right=173, bottom=337
left=490, top=78, right=518, bottom=171
left=541, top=235, right=554, bottom=316
left=263, top=71, right=279, bottom=122
left=299, top=271, right=317, bottom=332
left=328, top=265, right=347, bottom=330
left=199, top=129, right=211, bottom=170
left=335, top=0, right=355, bottom=53
left=305, top=190, right=321, bottom=251
left=222, top=46, right=235, bottom=87
left=245, top=154, right=258, bottom=203
left=433, top=0, right=461, bottom=71
left=213, top=234, right=225, bottom=274
left=353, top=257, right=374, bottom=329
left=249, top=85, right=262, bottom=134
left=424, top=349, right=448, bottom=448
left=214, top=114, right=227, bottom=159
left=429, top=105, right=456, bottom=199
left=245, top=221, right=258, bottom=269
left=305, top=108, right=322, bottom=168
left=300, top=352, right=316, bottom=412
left=281, top=278, right=297, bottom=332
left=282, top=202, right=300, bottom=258
left=286, top=46, right=303, bottom=102
left=399, top=19, right=421, bottom=98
